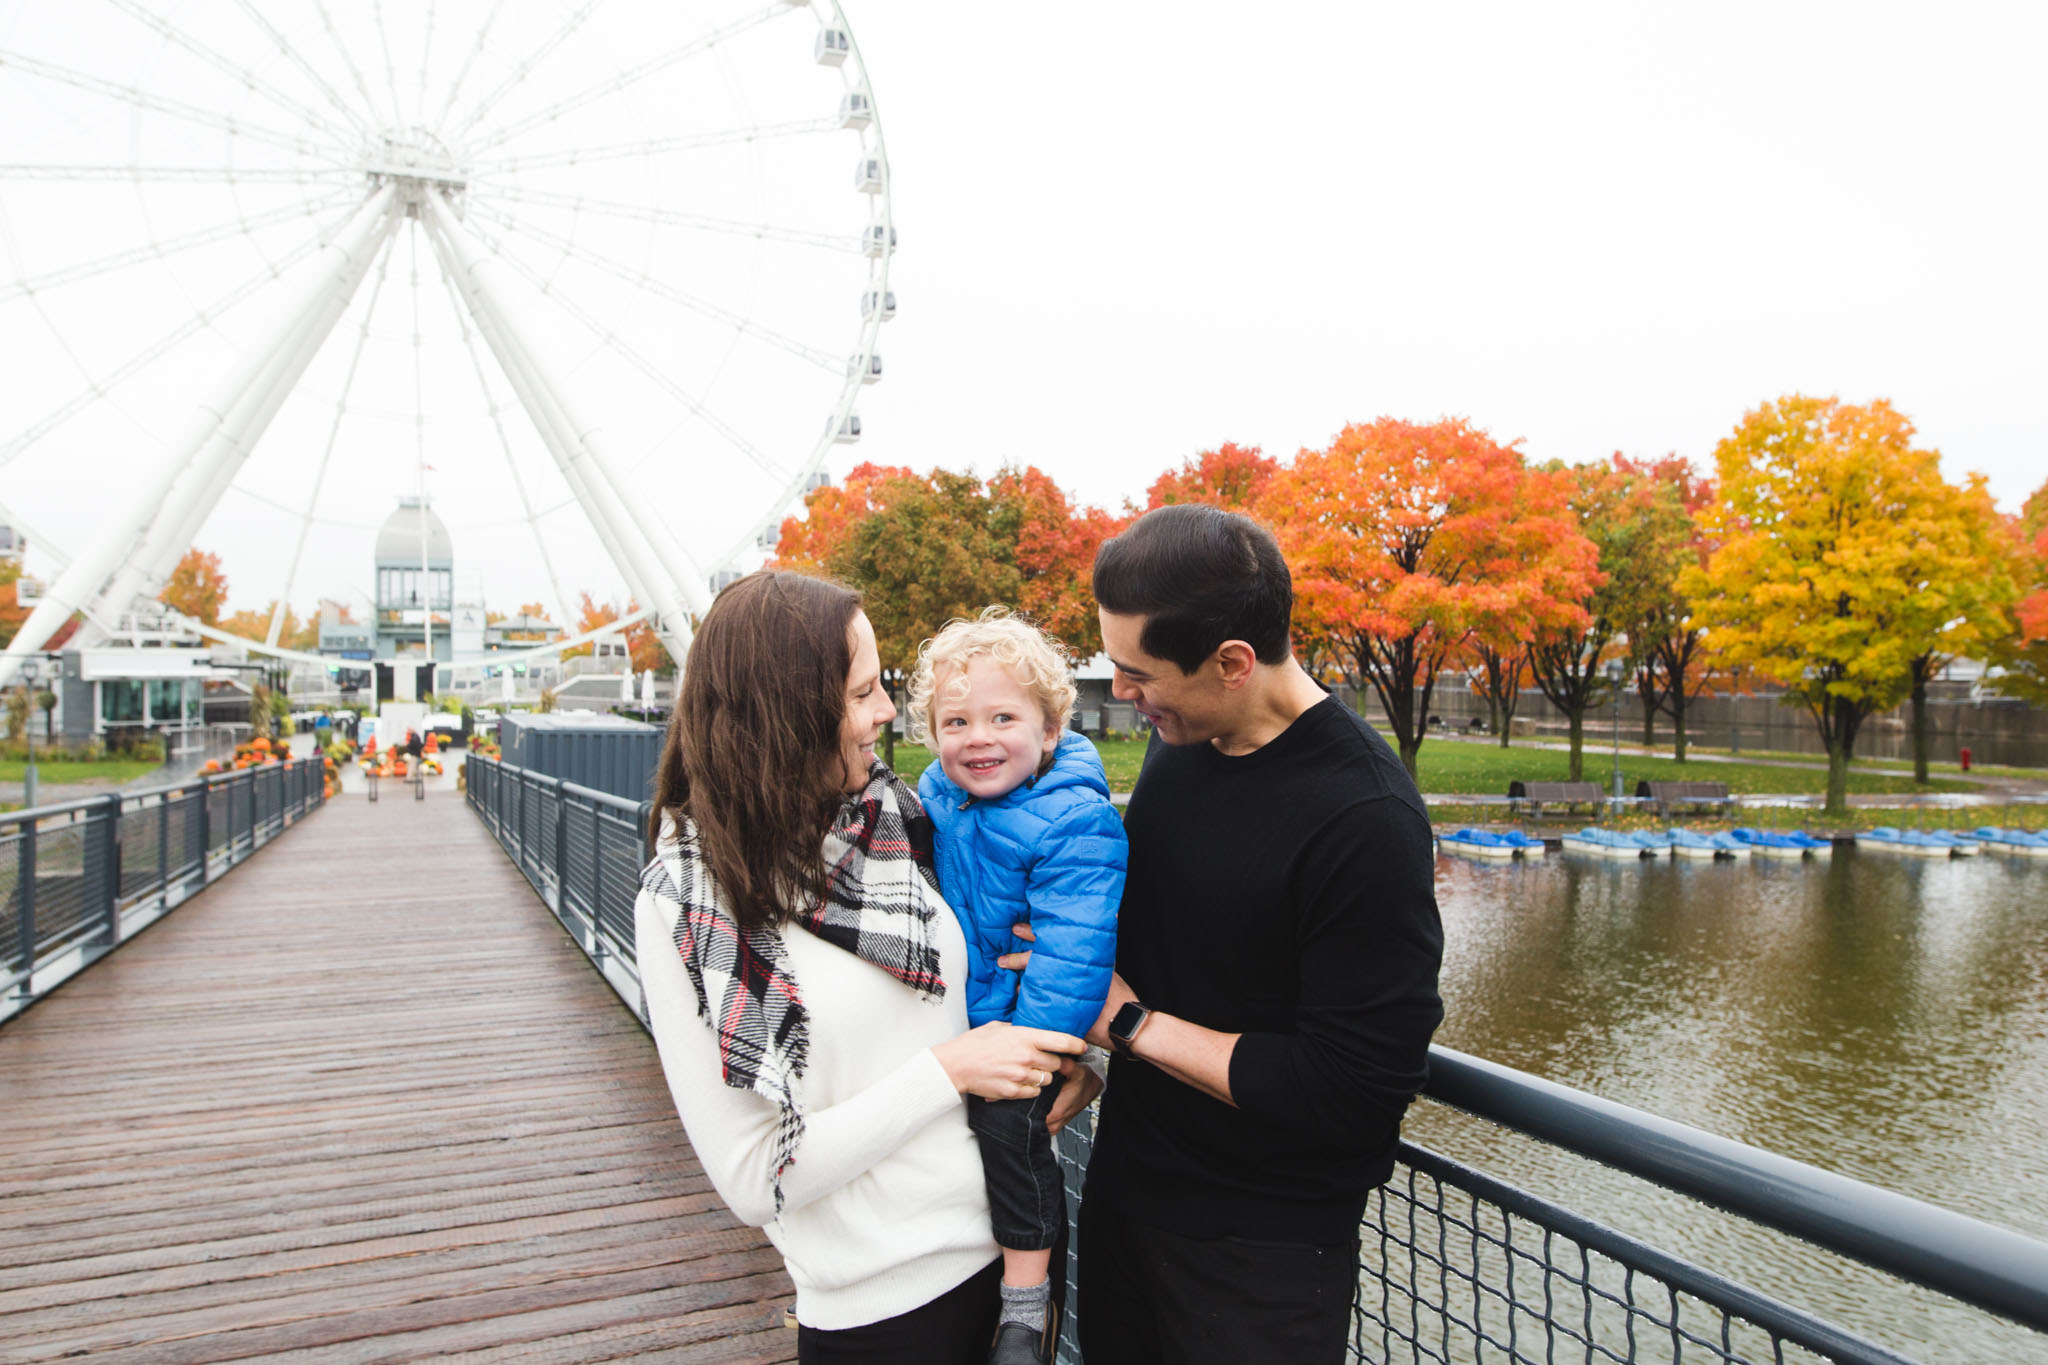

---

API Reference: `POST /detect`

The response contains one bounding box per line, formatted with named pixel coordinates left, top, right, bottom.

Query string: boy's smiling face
left=932, top=656, right=1060, bottom=801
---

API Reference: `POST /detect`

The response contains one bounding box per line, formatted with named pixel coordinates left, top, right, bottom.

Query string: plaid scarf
left=641, top=761, right=946, bottom=1212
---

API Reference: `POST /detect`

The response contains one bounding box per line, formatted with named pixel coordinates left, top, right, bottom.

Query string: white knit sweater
left=634, top=855, right=998, bottom=1331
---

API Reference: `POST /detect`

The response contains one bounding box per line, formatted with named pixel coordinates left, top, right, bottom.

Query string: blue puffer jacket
left=920, top=730, right=1127, bottom=1036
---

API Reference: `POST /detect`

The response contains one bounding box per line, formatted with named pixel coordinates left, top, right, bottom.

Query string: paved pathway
left=0, top=782, right=795, bottom=1362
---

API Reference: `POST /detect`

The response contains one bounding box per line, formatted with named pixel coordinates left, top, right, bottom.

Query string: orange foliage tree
left=563, top=591, right=672, bottom=673
left=161, top=547, right=227, bottom=625
left=1145, top=441, right=1279, bottom=511
left=1269, top=418, right=1598, bottom=779
left=2003, top=479, right=2048, bottom=703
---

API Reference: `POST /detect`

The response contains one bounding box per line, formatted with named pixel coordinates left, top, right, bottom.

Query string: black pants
left=966, top=1074, right=1066, bottom=1251
left=796, top=1258, right=1001, bottom=1365
left=1076, top=1196, right=1358, bottom=1365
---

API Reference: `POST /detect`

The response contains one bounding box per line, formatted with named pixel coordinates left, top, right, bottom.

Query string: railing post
left=589, top=801, right=606, bottom=963
left=197, top=776, right=212, bottom=882
left=14, top=817, right=35, bottom=1002
left=100, top=793, right=122, bottom=946
left=551, top=778, right=568, bottom=915
left=157, top=793, right=170, bottom=908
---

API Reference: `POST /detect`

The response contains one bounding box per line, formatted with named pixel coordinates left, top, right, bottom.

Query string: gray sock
left=998, top=1277, right=1051, bottom=1333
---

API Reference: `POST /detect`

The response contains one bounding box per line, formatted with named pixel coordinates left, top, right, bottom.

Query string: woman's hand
left=1046, top=1054, right=1103, bottom=1136
left=931, top=1021, right=1083, bottom=1101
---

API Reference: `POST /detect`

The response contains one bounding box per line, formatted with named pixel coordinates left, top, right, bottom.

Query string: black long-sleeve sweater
left=1086, top=695, right=1444, bottom=1243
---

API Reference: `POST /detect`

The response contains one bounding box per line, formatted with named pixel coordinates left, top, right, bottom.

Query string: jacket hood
left=918, top=729, right=1109, bottom=810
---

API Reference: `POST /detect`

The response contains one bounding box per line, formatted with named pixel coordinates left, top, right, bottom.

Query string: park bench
left=1506, top=780, right=1607, bottom=818
left=1635, top=780, right=1733, bottom=817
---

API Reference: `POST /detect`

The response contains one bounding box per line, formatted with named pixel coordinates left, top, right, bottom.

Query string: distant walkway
left=0, top=783, right=795, bottom=1362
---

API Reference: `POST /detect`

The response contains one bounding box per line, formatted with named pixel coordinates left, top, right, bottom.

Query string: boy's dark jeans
left=966, top=1074, right=1066, bottom=1250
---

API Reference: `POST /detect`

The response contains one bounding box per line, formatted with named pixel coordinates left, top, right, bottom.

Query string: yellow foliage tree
left=1684, top=396, right=2013, bottom=811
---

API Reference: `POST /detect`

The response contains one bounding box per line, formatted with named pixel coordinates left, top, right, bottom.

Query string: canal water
left=1407, top=846, right=2048, bottom=1363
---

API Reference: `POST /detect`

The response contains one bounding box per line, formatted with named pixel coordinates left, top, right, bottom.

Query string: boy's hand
left=1047, top=1054, right=1103, bottom=1136
left=994, top=921, right=1036, bottom=972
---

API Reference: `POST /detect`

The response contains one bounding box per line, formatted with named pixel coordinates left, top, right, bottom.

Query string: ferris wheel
left=0, top=0, right=895, bottom=672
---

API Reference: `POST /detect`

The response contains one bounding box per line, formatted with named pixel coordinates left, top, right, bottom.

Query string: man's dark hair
left=1092, top=504, right=1293, bottom=674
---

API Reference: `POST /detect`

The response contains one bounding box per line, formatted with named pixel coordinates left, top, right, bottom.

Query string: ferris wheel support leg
left=423, top=192, right=705, bottom=660
left=109, top=200, right=400, bottom=620
left=0, top=189, right=398, bottom=679
left=422, top=218, right=675, bottom=653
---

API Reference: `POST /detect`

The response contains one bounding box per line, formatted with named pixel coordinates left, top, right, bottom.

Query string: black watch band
left=1107, top=1000, right=1152, bottom=1055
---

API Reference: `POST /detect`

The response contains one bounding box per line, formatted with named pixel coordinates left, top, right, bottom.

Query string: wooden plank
left=0, top=787, right=795, bottom=1359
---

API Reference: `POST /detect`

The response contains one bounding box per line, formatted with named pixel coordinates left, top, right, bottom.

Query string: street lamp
left=1605, top=657, right=1625, bottom=804
left=19, top=657, right=41, bottom=811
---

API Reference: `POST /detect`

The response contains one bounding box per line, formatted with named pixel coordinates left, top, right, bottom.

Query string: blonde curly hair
left=905, top=607, right=1078, bottom=747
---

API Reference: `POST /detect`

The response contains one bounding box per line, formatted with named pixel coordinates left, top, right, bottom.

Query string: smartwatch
left=1107, top=1000, right=1153, bottom=1055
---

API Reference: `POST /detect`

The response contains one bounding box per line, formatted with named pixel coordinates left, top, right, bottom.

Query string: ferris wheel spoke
left=311, top=0, right=397, bottom=129
left=461, top=4, right=793, bottom=157
left=0, top=163, right=358, bottom=185
left=430, top=0, right=508, bottom=132
left=465, top=215, right=793, bottom=485
left=0, top=50, right=345, bottom=161
left=229, top=0, right=374, bottom=139
left=0, top=197, right=371, bottom=470
left=0, top=189, right=355, bottom=303
left=101, top=0, right=358, bottom=147
left=466, top=116, right=838, bottom=175
left=444, top=0, right=607, bottom=143
left=267, top=229, right=403, bottom=644
left=466, top=184, right=859, bottom=254
left=465, top=199, right=843, bottom=373
left=434, top=249, right=578, bottom=627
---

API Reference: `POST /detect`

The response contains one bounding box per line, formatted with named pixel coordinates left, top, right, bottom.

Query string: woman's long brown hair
left=649, top=570, right=862, bottom=934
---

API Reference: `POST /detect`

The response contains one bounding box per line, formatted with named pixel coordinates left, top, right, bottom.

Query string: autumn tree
left=1987, top=478, right=2048, bottom=706
left=161, top=547, right=227, bottom=625
left=1145, top=441, right=1279, bottom=511
left=563, top=592, right=672, bottom=673
left=1684, top=396, right=2007, bottom=812
left=1270, top=418, right=1597, bottom=780
left=1602, top=454, right=1723, bottom=760
left=0, top=559, right=27, bottom=651
left=1463, top=637, right=1528, bottom=748
left=990, top=464, right=1126, bottom=659
left=220, top=602, right=318, bottom=651
left=1522, top=458, right=1691, bottom=781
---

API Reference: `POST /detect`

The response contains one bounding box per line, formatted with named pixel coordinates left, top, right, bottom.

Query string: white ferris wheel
left=0, top=0, right=895, bottom=675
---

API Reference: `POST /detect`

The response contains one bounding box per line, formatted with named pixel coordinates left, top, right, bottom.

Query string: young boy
left=909, top=608, right=1127, bottom=1365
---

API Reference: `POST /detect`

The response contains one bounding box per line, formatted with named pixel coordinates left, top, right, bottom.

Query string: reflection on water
left=1411, top=847, right=2048, bottom=1363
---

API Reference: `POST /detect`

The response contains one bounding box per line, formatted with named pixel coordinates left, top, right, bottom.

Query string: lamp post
left=1606, top=657, right=1625, bottom=804
left=20, top=657, right=40, bottom=811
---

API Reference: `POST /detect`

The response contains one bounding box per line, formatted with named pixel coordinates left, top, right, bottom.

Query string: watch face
left=1110, top=1001, right=1148, bottom=1045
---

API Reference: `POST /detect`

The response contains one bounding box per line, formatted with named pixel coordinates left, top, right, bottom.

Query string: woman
left=635, top=570, right=1096, bottom=1363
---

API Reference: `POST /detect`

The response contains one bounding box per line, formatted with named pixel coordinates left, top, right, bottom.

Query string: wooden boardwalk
left=0, top=782, right=796, bottom=1363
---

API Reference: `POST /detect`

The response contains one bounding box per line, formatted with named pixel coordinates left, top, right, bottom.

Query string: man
left=1078, top=502, right=1443, bottom=1363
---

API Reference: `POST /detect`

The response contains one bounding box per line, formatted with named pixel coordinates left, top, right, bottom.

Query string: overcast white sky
left=850, top=2, right=2046, bottom=516
left=2, top=1, right=2042, bottom=622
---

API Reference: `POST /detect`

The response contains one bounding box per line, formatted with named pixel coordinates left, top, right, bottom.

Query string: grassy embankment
left=887, top=735, right=2042, bottom=833
left=0, top=759, right=163, bottom=784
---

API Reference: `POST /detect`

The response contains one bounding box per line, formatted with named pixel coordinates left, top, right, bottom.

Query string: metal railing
left=464, top=755, right=2048, bottom=1364
left=3, top=756, right=326, bottom=1024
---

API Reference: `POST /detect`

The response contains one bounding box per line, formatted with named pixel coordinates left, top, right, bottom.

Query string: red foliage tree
left=1270, top=418, right=1597, bottom=779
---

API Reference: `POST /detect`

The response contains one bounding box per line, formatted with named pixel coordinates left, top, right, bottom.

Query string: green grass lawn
left=884, top=732, right=1979, bottom=798
left=0, top=758, right=163, bottom=785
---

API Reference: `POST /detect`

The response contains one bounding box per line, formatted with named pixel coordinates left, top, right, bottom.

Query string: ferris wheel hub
left=362, top=128, right=469, bottom=212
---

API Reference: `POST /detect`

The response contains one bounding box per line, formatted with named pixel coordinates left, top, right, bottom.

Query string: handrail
left=465, top=753, right=2048, bottom=1362
left=1425, top=1046, right=2048, bottom=1333
left=4, top=754, right=327, bottom=1023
